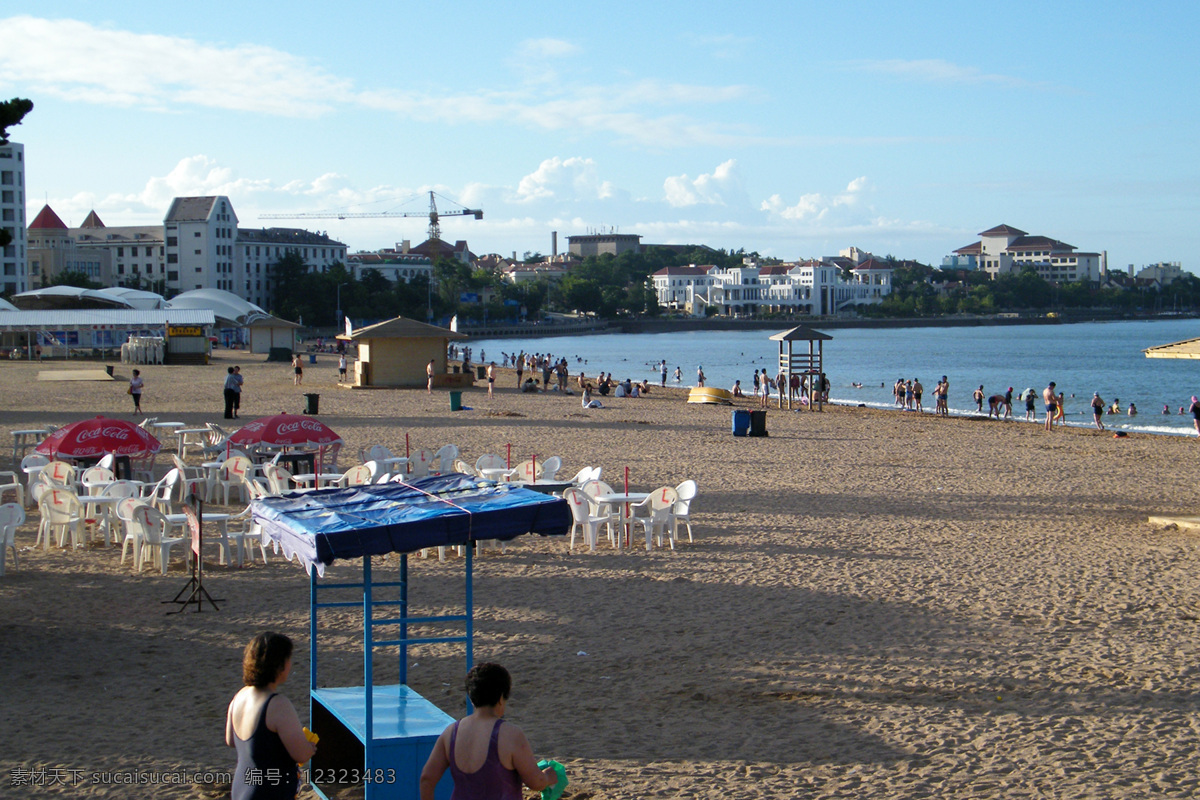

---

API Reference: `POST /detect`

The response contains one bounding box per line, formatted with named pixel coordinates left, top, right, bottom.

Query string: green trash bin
left=476, top=365, right=487, bottom=379
left=303, top=393, right=320, bottom=414
left=449, top=390, right=463, bottom=411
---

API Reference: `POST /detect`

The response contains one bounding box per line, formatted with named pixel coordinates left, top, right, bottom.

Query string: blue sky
left=3, top=2, right=1197, bottom=272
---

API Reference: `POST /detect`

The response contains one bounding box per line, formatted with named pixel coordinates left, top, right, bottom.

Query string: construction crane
left=260, top=190, right=482, bottom=242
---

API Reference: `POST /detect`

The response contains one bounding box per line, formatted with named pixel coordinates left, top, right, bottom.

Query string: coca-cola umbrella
left=228, top=414, right=342, bottom=472
left=35, top=416, right=161, bottom=460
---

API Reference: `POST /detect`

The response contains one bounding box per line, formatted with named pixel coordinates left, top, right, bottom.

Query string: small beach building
left=338, top=316, right=470, bottom=389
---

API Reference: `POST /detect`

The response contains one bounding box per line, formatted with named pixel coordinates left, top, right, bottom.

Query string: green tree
left=49, top=269, right=101, bottom=289
left=0, top=98, right=33, bottom=144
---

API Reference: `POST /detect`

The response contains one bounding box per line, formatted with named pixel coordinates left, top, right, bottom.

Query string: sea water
left=467, top=319, right=1200, bottom=437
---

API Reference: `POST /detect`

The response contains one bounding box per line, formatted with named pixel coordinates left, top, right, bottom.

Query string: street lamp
left=336, top=282, right=347, bottom=329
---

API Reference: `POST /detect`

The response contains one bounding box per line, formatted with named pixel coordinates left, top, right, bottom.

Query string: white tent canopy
left=94, top=286, right=166, bottom=309
left=166, top=288, right=268, bottom=327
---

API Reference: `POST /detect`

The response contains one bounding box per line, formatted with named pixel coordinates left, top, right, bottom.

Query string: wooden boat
left=687, top=387, right=733, bottom=405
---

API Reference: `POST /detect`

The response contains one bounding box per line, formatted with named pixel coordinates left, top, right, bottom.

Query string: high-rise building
left=0, top=140, right=27, bottom=294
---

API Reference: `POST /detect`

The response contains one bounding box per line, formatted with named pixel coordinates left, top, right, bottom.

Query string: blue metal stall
left=254, top=474, right=571, bottom=800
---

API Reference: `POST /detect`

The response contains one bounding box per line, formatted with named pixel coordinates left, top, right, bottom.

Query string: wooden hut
left=338, top=316, right=470, bottom=389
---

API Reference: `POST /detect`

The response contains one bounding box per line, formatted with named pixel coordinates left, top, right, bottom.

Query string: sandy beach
left=3, top=350, right=1200, bottom=799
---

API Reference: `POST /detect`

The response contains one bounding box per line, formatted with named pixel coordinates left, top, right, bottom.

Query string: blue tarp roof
left=254, top=474, right=571, bottom=575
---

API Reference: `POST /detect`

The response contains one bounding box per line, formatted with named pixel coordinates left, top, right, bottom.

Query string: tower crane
left=260, top=190, right=482, bottom=242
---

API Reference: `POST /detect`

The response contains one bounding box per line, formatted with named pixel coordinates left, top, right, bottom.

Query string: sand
left=2, top=350, right=1200, bottom=799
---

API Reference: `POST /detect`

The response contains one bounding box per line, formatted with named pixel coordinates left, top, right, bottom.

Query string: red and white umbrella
left=36, top=416, right=161, bottom=460
left=228, top=414, right=342, bottom=449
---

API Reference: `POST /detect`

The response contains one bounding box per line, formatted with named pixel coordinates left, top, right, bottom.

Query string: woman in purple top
left=420, top=663, right=557, bottom=800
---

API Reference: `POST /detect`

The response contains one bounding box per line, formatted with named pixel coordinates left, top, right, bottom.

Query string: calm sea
left=467, top=319, right=1200, bottom=437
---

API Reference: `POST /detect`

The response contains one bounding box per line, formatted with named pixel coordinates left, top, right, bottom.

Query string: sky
left=3, top=2, right=1198, bottom=272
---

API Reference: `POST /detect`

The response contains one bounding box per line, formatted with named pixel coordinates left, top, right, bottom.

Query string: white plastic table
left=150, top=421, right=186, bottom=451
left=479, top=467, right=512, bottom=481
left=592, top=492, right=650, bottom=550
left=292, top=473, right=344, bottom=489
left=79, top=495, right=124, bottom=545
left=165, top=512, right=236, bottom=565
left=12, top=429, right=49, bottom=461
left=176, top=428, right=210, bottom=459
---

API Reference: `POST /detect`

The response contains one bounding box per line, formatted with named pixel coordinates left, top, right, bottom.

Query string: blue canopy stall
left=254, top=474, right=571, bottom=800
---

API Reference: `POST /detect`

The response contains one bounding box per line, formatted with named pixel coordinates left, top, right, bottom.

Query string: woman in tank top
left=226, top=633, right=316, bottom=799
left=420, top=663, right=558, bottom=800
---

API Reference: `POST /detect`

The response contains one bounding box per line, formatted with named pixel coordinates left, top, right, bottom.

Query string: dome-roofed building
left=166, top=288, right=300, bottom=354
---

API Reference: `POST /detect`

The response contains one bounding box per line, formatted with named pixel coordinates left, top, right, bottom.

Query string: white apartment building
left=1134, top=261, right=1185, bottom=286
left=652, top=258, right=892, bottom=317
left=952, top=224, right=1102, bottom=282
left=0, top=140, right=27, bottom=294
left=28, top=196, right=345, bottom=309
left=346, top=252, right=433, bottom=285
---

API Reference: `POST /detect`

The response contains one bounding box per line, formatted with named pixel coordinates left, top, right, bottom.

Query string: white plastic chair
left=673, top=480, right=697, bottom=543
left=337, top=464, right=373, bottom=487
left=41, top=460, right=78, bottom=491
left=81, top=466, right=115, bottom=495
left=132, top=504, right=185, bottom=574
left=97, top=453, right=116, bottom=471
left=629, top=486, right=679, bottom=550
left=451, top=459, right=475, bottom=476
left=506, top=459, right=541, bottom=484
left=170, top=454, right=207, bottom=502
left=145, top=469, right=182, bottom=514
left=21, top=453, right=49, bottom=503
left=407, top=449, right=434, bottom=479
left=117, top=497, right=149, bottom=568
left=540, top=456, right=562, bottom=481
left=433, top=444, right=459, bottom=475
left=0, top=470, right=25, bottom=508
left=263, top=464, right=294, bottom=495
left=563, top=488, right=609, bottom=553
left=361, top=444, right=393, bottom=464
left=0, top=502, right=25, bottom=575
left=475, top=454, right=506, bottom=474
left=212, top=456, right=253, bottom=504
left=578, top=479, right=618, bottom=545
left=38, top=488, right=84, bottom=550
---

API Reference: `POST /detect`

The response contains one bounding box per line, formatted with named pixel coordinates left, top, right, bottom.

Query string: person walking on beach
left=1043, top=382, right=1058, bottom=432
left=128, top=369, right=144, bottom=415
left=419, top=663, right=558, bottom=800
left=291, top=354, right=303, bottom=386
left=1003, top=387, right=1013, bottom=420
left=516, top=353, right=524, bottom=388
left=223, top=367, right=238, bottom=419
left=427, top=359, right=435, bottom=394
left=1091, top=392, right=1107, bottom=431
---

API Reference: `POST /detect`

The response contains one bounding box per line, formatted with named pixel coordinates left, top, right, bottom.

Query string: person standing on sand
left=1043, top=382, right=1058, bottom=432
left=291, top=354, right=303, bottom=386
left=338, top=353, right=347, bottom=382
left=753, top=370, right=760, bottom=395
left=660, top=359, right=667, bottom=387
left=516, top=353, right=524, bottom=388
left=1091, top=392, right=1106, bottom=431
left=697, top=366, right=705, bottom=387
left=973, top=385, right=984, bottom=413
left=1003, top=387, right=1013, bottom=420
left=1024, top=389, right=1037, bottom=422
left=419, top=663, right=558, bottom=800
left=913, top=378, right=924, bottom=413
left=224, top=367, right=238, bottom=419
left=227, top=632, right=316, bottom=800
left=1189, top=396, right=1200, bottom=436
left=427, top=359, right=435, bottom=394
left=128, top=369, right=144, bottom=415
left=487, top=362, right=496, bottom=398
left=233, top=366, right=243, bottom=418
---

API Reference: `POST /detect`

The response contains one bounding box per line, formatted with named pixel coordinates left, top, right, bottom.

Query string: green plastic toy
left=537, top=759, right=568, bottom=800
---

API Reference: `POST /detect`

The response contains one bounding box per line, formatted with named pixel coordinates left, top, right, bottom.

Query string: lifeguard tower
left=769, top=325, right=832, bottom=411
left=254, top=474, right=571, bottom=799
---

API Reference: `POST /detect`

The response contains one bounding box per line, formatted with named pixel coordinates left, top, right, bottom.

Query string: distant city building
left=0, top=139, right=27, bottom=294
left=27, top=205, right=112, bottom=288
left=652, top=256, right=892, bottom=317
left=347, top=252, right=433, bottom=284
left=26, top=196, right=345, bottom=309
left=567, top=232, right=642, bottom=258
left=1134, top=261, right=1185, bottom=286
left=951, top=224, right=1102, bottom=282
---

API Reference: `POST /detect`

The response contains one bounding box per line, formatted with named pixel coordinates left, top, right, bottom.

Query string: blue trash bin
left=309, top=354, right=317, bottom=364
left=732, top=409, right=750, bottom=436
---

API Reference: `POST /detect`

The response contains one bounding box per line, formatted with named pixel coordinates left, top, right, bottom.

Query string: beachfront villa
left=26, top=196, right=345, bottom=309
left=951, top=224, right=1104, bottom=283
left=652, top=258, right=893, bottom=317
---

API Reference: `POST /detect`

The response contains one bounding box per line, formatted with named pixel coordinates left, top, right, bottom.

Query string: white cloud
left=664, top=159, right=741, bottom=207
left=846, top=59, right=1053, bottom=91
left=760, top=176, right=870, bottom=222
left=514, top=157, right=614, bottom=203
left=683, top=33, right=755, bottom=60
left=0, top=16, right=350, bottom=116
left=1, top=16, right=761, bottom=148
